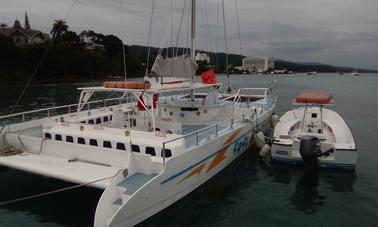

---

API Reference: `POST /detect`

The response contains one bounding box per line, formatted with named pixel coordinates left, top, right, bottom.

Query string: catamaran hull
left=95, top=109, right=273, bottom=227
left=271, top=143, right=357, bottom=169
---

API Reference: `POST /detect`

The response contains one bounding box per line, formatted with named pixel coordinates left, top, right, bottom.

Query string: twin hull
left=95, top=109, right=273, bottom=227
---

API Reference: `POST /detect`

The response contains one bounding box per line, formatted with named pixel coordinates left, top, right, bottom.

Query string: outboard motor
left=299, top=136, right=321, bottom=173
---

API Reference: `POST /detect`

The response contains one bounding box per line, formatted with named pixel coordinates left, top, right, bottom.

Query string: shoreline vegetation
left=0, top=20, right=377, bottom=84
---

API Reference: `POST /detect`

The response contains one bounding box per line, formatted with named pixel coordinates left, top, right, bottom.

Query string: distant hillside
left=129, top=45, right=378, bottom=73
left=274, top=59, right=377, bottom=73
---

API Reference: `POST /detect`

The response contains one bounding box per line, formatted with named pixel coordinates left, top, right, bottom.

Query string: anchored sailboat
left=0, top=0, right=277, bottom=226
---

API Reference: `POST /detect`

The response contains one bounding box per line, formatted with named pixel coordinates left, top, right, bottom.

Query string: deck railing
left=0, top=96, right=133, bottom=125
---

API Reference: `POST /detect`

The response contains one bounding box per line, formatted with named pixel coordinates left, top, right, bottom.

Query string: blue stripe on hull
left=271, top=157, right=356, bottom=169
left=160, top=128, right=254, bottom=185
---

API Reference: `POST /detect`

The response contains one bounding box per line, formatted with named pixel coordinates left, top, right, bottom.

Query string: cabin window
left=45, top=133, right=52, bottom=139
left=78, top=137, right=86, bottom=145
left=80, top=121, right=86, bottom=124
left=161, top=149, right=172, bottom=158
left=145, top=147, right=156, bottom=156
left=88, top=119, right=94, bottom=124
left=55, top=134, right=62, bottom=141
left=66, top=136, right=74, bottom=143
left=311, top=113, right=317, bottom=118
left=103, top=141, right=112, bottom=148
left=116, top=143, right=126, bottom=151
left=96, top=118, right=102, bottom=124
left=181, top=107, right=199, bottom=111
left=90, top=139, right=98, bottom=146
left=133, top=119, right=137, bottom=127
left=131, top=144, right=140, bottom=153
left=103, top=116, right=109, bottom=122
left=110, top=115, right=113, bottom=121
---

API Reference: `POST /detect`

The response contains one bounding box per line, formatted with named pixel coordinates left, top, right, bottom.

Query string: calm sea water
left=0, top=73, right=378, bottom=227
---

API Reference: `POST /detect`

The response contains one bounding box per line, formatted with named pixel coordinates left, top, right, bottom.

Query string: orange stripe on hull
left=206, top=128, right=243, bottom=173
left=178, top=163, right=206, bottom=184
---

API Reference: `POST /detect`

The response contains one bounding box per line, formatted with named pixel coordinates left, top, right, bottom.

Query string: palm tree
left=50, top=19, right=68, bottom=39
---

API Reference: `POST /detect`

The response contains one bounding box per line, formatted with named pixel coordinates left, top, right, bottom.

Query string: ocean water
left=0, top=73, right=377, bottom=227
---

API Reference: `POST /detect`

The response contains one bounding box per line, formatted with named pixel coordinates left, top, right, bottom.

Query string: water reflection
left=270, top=164, right=356, bottom=214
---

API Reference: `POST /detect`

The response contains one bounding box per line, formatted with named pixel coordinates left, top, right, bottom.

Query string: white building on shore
left=195, top=52, right=210, bottom=64
left=243, top=57, right=275, bottom=72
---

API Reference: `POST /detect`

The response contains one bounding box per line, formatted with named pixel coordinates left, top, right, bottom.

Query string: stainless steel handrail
left=0, top=96, right=133, bottom=123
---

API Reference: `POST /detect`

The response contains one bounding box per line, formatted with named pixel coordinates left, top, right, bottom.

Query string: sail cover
left=151, top=55, right=198, bottom=78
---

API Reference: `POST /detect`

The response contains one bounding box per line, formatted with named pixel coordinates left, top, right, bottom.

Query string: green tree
left=61, top=31, right=80, bottom=47
left=50, top=19, right=68, bottom=39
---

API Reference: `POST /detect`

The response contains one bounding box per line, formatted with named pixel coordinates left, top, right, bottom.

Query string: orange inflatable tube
left=103, top=81, right=151, bottom=89
left=295, top=92, right=332, bottom=104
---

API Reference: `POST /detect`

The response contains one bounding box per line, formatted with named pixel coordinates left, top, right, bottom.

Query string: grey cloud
left=0, top=0, right=377, bottom=69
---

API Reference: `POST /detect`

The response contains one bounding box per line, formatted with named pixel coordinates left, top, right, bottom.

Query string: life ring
left=203, top=109, right=208, bottom=114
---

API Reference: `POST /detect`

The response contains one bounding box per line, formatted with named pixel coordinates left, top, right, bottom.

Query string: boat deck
left=0, top=152, right=121, bottom=189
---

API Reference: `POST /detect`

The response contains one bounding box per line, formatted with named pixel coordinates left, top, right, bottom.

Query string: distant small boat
left=306, top=71, right=316, bottom=76
left=338, top=72, right=344, bottom=75
left=350, top=69, right=360, bottom=76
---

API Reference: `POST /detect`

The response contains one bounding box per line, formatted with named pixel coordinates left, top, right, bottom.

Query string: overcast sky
left=1, top=0, right=377, bottom=69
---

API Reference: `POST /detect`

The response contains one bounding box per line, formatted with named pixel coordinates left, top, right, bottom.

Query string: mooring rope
left=0, top=169, right=122, bottom=207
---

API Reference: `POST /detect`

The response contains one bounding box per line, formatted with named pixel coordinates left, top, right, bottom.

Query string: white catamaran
left=0, top=1, right=277, bottom=226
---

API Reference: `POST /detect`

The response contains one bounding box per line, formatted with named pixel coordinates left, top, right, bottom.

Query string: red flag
left=137, top=94, right=159, bottom=111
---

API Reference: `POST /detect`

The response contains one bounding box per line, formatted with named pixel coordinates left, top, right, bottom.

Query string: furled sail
left=151, top=55, right=198, bottom=78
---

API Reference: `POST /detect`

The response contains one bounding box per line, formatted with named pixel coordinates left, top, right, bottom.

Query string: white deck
left=0, top=152, right=121, bottom=188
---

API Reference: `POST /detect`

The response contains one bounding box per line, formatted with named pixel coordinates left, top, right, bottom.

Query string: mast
left=191, top=0, right=196, bottom=59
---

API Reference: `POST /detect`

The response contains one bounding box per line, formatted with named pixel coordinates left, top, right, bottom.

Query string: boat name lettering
left=276, top=150, right=288, bottom=155
left=233, top=136, right=248, bottom=154
left=162, top=118, right=172, bottom=122
left=155, top=132, right=167, bottom=138
left=94, top=126, right=104, bottom=130
left=61, top=123, right=70, bottom=127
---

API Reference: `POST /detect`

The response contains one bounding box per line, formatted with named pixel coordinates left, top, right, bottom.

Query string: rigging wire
left=174, top=0, right=188, bottom=57
left=234, top=0, right=243, bottom=53
left=202, top=0, right=212, bottom=52
left=184, top=3, right=191, bottom=56
left=9, top=0, right=79, bottom=115
left=215, top=0, right=220, bottom=72
left=167, top=0, right=174, bottom=58
left=120, top=0, right=127, bottom=81
left=145, top=0, right=156, bottom=77
left=221, top=0, right=232, bottom=92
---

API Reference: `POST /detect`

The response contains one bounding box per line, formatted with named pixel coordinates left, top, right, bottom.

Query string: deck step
left=117, top=173, right=157, bottom=196
left=112, top=198, right=123, bottom=206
